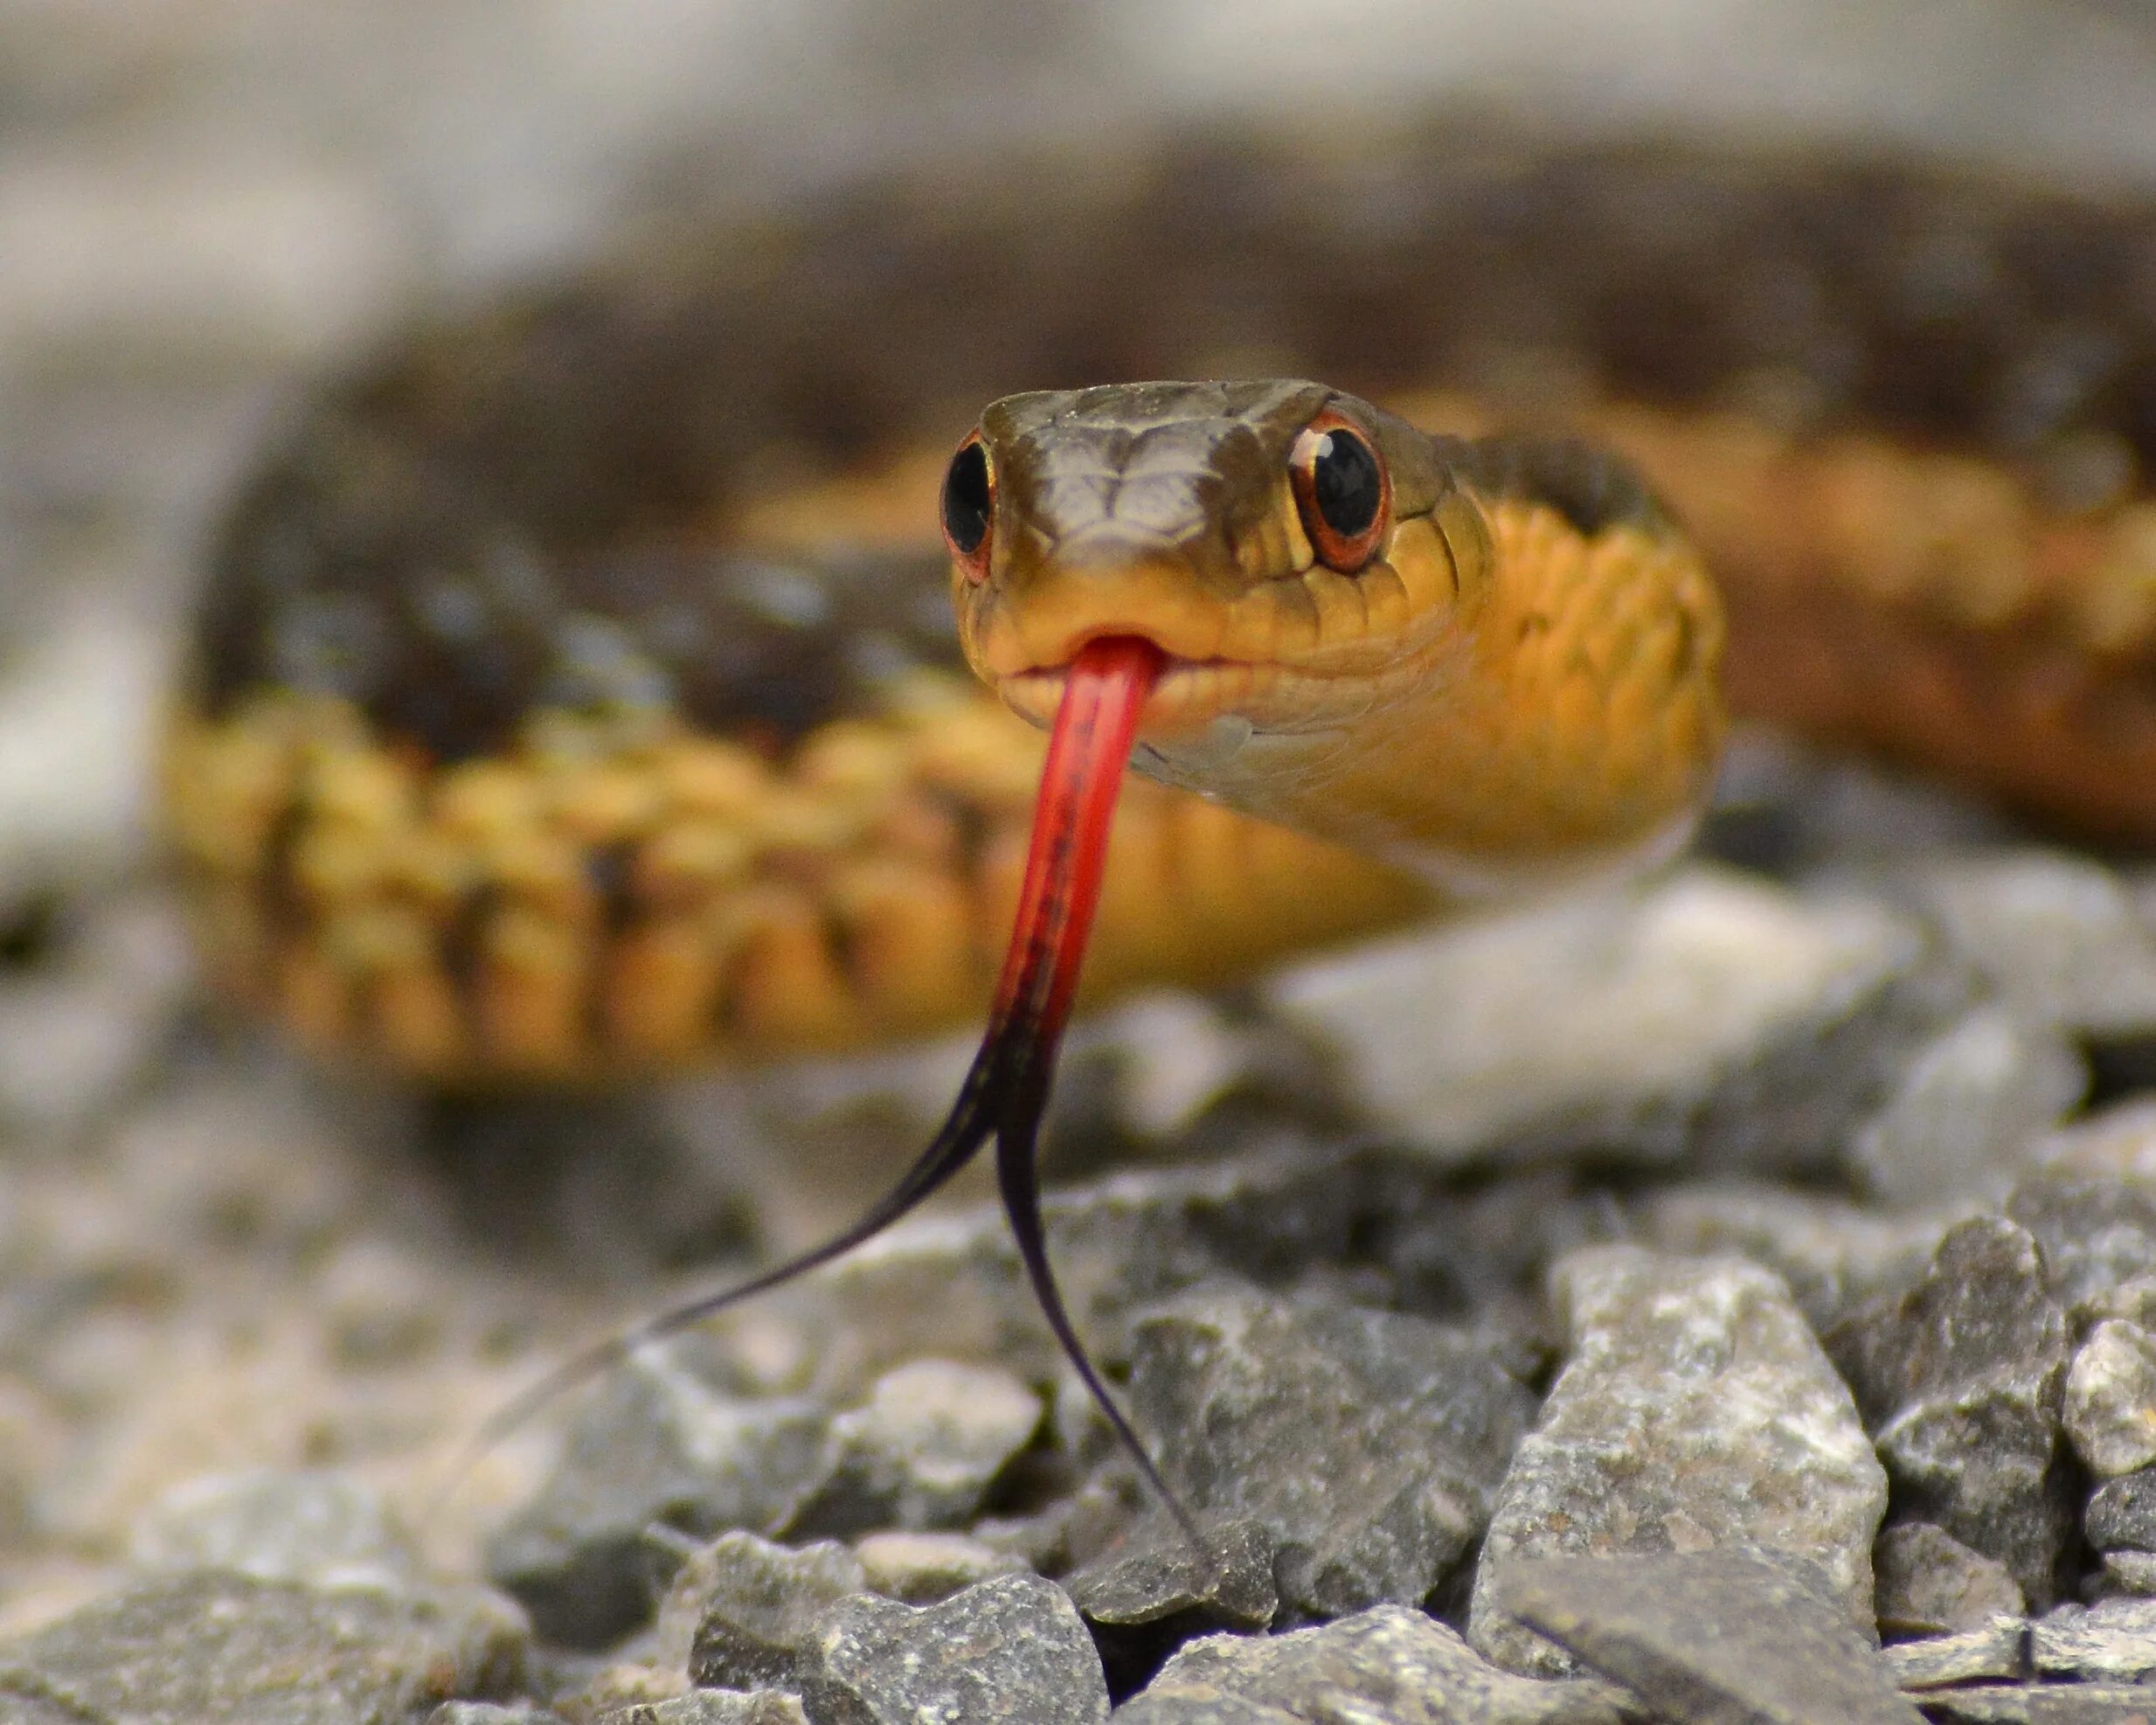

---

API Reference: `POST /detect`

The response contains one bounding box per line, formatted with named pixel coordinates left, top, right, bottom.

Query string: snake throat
left=478, top=635, right=1193, bottom=1531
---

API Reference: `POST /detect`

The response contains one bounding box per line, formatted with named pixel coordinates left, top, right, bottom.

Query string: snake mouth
left=996, top=645, right=1278, bottom=739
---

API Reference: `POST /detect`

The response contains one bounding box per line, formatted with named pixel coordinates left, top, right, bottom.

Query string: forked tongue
left=469, top=637, right=1196, bottom=1536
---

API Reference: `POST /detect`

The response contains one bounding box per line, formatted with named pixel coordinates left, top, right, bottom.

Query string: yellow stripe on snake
left=162, top=120, right=2156, bottom=1092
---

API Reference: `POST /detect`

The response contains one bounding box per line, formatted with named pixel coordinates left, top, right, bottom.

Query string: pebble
left=1917, top=1690, right=2156, bottom=1724
left=679, top=1532, right=866, bottom=1693
left=1845, top=1005, right=2083, bottom=1210
left=0, top=1569, right=528, bottom=1722
left=2089, top=1549, right=2156, bottom=1601
left=1825, top=1216, right=2074, bottom=1606
left=1117, top=1603, right=1630, bottom=1725
left=849, top=1530, right=1028, bottom=1604
left=787, top=1359, right=1041, bottom=1536
left=2005, top=1165, right=2156, bottom=1321
left=798, top=1573, right=1108, bottom=1725
left=1879, top=1618, right=2028, bottom=1689
left=127, top=1467, right=421, bottom=1594
left=1126, top=1284, right=1536, bottom=1617
left=2085, top=1467, right=2156, bottom=1552
left=1493, top=1548, right=1924, bottom=1725
left=484, top=1357, right=832, bottom=1649
left=1267, top=867, right=1939, bottom=1172
left=1872, top=1522, right=2026, bottom=1638
left=2065, top=1320, right=2156, bottom=1477
left=2029, top=1597, right=2156, bottom=1680
left=1067, top=1515, right=1279, bottom=1694
left=1469, top=1246, right=1885, bottom=1678
left=598, top=1697, right=807, bottom=1725
left=1902, top=849, right=2156, bottom=1037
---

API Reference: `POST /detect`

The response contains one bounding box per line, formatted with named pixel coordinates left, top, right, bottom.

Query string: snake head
left=946, top=378, right=1493, bottom=810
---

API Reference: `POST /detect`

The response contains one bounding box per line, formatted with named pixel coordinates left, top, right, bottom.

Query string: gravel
left=13, top=3, right=2156, bottom=1720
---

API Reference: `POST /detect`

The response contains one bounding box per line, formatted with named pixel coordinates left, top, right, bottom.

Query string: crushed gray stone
left=1917, top=1688, right=2156, bottom=1724
left=0, top=1568, right=528, bottom=1724
left=127, top=1467, right=421, bottom=1593
left=1127, top=1284, right=1536, bottom=1617
left=849, top=1530, right=1028, bottom=1604
left=2005, top=1165, right=2156, bottom=1321
left=1880, top=1618, right=2028, bottom=1689
left=679, top=1532, right=866, bottom=1694
left=1825, top=1216, right=2074, bottom=1607
left=1873, top=1522, right=2026, bottom=1638
left=1470, top=1246, right=1885, bottom=1679
left=2029, top=1597, right=2156, bottom=1681
left=2065, top=1320, right=2156, bottom=1477
left=484, top=1356, right=831, bottom=1649
left=2086, top=1469, right=2156, bottom=1552
left=1117, top=1603, right=1631, bottom=1725
left=799, top=1573, right=1107, bottom=1725
left=1631, top=1179, right=1949, bottom=1334
left=786, top=1359, right=1040, bottom=1537
left=1494, top=1548, right=1924, bottom=1725
left=599, top=1694, right=808, bottom=1725
left=1846, top=1005, right=2083, bottom=1211
left=1270, top=868, right=1949, bottom=1176
left=1901, top=850, right=2156, bottom=1037
left=1065, top=1514, right=1278, bottom=1634
left=2088, top=1548, right=2156, bottom=1600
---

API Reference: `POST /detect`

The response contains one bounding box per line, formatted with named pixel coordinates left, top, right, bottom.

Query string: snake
left=159, top=117, right=2156, bottom=1514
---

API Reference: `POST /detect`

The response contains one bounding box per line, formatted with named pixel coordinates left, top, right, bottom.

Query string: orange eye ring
left=1289, top=410, right=1390, bottom=573
left=940, top=433, right=995, bottom=583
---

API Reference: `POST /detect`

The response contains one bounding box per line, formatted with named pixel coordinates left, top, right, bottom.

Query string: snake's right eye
left=941, top=435, right=994, bottom=581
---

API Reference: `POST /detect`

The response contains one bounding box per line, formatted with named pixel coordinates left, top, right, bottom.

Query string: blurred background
left=3, top=0, right=2156, bottom=1638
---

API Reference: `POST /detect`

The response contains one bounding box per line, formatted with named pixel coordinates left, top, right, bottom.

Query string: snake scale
left=158, top=116, right=2156, bottom=1487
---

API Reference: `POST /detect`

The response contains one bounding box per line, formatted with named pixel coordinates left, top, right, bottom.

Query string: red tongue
left=988, top=635, right=1165, bottom=1056
left=474, top=637, right=1196, bottom=1538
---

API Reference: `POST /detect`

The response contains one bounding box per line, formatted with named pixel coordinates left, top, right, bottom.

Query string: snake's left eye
left=941, top=434, right=994, bottom=582
left=1290, top=412, right=1390, bottom=573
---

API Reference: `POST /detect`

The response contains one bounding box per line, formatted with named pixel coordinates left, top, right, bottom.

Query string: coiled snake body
left=161, top=120, right=2156, bottom=1490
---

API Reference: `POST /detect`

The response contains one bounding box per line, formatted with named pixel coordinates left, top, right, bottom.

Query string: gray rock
left=799, top=1573, right=1107, bottom=1725
left=2030, top=1597, right=2156, bottom=1680
left=1872, top=1523, right=2026, bottom=1638
left=1846, top=1007, right=2083, bottom=1210
left=485, top=1352, right=832, bottom=1648
left=128, top=1468, right=419, bottom=1593
left=850, top=1531, right=1028, bottom=1604
left=427, top=1708, right=566, bottom=1725
left=1494, top=1549, right=1924, bottom=1725
left=1632, top=1180, right=1947, bottom=1334
left=1825, top=1216, right=2073, bottom=1607
left=1127, top=1285, right=1535, bottom=1617
left=2006, top=1167, right=2156, bottom=1320
left=599, top=1695, right=808, bottom=1725
left=681, top=1532, right=866, bottom=1694
left=787, top=1360, right=1040, bottom=1536
left=2088, top=1549, right=2156, bottom=1599
left=1118, top=1603, right=1630, bottom=1725
left=0, top=1569, right=527, bottom=1723
left=1879, top=1619, right=2027, bottom=1689
left=1918, top=1689, right=2156, bottom=1724
left=1470, top=1247, right=1885, bottom=1678
left=2065, top=1320, right=2156, bottom=1477
left=1066, top=1514, right=1277, bottom=1632
left=1903, top=850, right=2156, bottom=1036
left=2086, top=1468, right=2156, bottom=1552
left=1270, top=869, right=1944, bottom=1178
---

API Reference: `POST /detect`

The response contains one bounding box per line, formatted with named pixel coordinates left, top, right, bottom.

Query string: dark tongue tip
left=461, top=634, right=1205, bottom=1549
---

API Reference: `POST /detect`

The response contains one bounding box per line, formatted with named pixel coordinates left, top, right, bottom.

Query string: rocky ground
left=12, top=3, right=2156, bottom=1722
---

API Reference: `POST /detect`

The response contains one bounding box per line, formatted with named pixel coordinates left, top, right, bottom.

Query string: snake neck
left=1130, top=475, right=1728, bottom=902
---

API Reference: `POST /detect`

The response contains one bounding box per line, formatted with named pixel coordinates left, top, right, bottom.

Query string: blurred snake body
left=164, top=121, right=2156, bottom=1091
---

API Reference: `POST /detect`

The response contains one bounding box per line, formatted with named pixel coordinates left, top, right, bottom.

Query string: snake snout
left=993, top=528, right=1234, bottom=679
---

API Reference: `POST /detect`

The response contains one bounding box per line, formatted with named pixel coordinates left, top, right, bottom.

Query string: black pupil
left=1311, top=430, right=1380, bottom=537
left=942, top=442, right=991, bottom=555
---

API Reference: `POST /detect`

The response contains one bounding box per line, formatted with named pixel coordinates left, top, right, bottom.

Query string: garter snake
left=158, top=118, right=2156, bottom=1500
